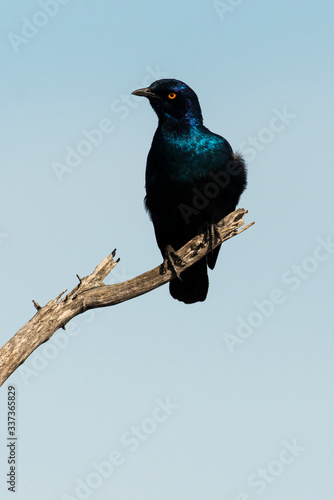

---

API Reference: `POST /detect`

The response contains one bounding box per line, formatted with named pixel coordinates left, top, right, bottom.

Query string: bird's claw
left=160, top=245, right=186, bottom=280
left=206, top=223, right=222, bottom=253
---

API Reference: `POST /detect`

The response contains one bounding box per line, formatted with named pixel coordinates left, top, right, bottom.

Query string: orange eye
left=168, top=92, right=177, bottom=99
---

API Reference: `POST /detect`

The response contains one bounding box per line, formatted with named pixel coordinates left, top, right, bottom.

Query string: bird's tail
left=169, top=259, right=208, bottom=304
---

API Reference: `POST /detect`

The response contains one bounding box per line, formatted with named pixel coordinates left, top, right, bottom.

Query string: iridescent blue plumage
left=132, top=79, right=247, bottom=304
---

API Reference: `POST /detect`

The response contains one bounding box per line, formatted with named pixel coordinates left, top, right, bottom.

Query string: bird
left=132, top=79, right=247, bottom=304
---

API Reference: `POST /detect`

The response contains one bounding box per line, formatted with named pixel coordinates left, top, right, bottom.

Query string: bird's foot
left=160, top=245, right=186, bottom=280
left=205, top=223, right=222, bottom=253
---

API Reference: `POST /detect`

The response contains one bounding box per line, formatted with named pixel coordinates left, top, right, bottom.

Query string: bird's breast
left=145, top=126, right=234, bottom=217
left=152, top=130, right=223, bottom=181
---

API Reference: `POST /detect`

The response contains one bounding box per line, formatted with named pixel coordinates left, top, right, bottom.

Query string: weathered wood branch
left=0, top=209, right=254, bottom=386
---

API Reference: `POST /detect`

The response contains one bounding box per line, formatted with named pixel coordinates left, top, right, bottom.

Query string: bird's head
left=132, top=79, right=203, bottom=127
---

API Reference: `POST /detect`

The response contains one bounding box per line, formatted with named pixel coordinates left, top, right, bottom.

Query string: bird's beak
left=131, top=87, right=159, bottom=99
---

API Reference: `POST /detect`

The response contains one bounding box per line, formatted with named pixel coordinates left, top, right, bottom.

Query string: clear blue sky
left=1, top=1, right=334, bottom=499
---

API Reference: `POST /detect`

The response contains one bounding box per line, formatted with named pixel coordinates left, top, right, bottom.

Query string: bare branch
left=0, top=209, right=254, bottom=386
